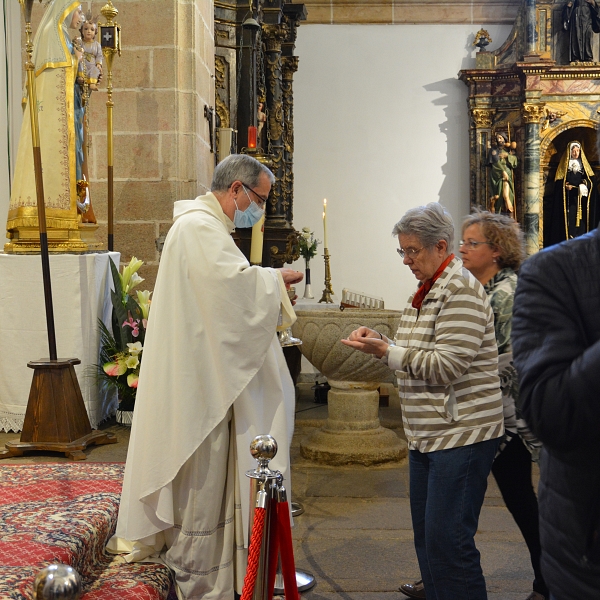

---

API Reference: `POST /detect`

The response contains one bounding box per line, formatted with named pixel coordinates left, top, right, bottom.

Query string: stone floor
left=0, top=383, right=539, bottom=600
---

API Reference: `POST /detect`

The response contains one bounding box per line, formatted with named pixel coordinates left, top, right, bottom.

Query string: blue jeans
left=409, top=437, right=500, bottom=600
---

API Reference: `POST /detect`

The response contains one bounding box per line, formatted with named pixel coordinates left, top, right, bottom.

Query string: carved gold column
left=469, top=106, right=495, bottom=211
left=263, top=23, right=288, bottom=227
left=522, top=101, right=545, bottom=254
left=281, top=55, right=298, bottom=225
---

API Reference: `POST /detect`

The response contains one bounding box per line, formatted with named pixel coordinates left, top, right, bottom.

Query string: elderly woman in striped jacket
left=343, top=202, right=504, bottom=600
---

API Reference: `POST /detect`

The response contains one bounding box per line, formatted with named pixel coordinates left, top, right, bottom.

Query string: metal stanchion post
left=245, top=435, right=279, bottom=600
left=33, top=564, right=82, bottom=599
left=244, top=435, right=316, bottom=598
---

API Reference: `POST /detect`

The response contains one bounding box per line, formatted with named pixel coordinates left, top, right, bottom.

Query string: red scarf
left=411, top=254, right=455, bottom=310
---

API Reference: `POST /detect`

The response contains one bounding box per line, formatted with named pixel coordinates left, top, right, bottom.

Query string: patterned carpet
left=0, top=463, right=175, bottom=599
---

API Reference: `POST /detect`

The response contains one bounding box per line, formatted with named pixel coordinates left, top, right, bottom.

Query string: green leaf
left=98, top=319, right=119, bottom=362
left=109, top=257, right=125, bottom=306
left=111, top=289, right=130, bottom=349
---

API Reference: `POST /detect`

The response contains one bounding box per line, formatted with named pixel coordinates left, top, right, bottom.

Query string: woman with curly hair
left=460, top=211, right=547, bottom=600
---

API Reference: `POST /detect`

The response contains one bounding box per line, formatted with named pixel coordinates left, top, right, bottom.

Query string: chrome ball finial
left=33, top=564, right=82, bottom=600
left=250, top=434, right=278, bottom=468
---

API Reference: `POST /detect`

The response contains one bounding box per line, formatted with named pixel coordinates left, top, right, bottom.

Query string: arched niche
left=540, top=120, right=598, bottom=247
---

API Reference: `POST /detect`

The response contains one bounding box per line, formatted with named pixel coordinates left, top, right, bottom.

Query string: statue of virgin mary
left=6, top=0, right=90, bottom=253
left=546, top=140, right=598, bottom=247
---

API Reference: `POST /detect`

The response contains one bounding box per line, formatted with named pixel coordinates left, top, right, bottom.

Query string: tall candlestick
left=318, top=248, right=334, bottom=303
left=323, top=198, right=328, bottom=248
left=249, top=214, right=265, bottom=265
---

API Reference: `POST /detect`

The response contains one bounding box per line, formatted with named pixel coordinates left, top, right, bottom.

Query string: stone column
left=262, top=23, right=288, bottom=227
left=469, top=106, right=495, bottom=210
left=281, top=56, right=298, bottom=225
left=526, top=0, right=537, bottom=55
left=522, top=102, right=545, bottom=254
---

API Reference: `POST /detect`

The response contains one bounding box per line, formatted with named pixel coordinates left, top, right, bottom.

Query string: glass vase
left=303, top=259, right=314, bottom=299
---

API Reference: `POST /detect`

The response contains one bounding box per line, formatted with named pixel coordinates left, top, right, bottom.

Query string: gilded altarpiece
left=214, top=0, right=307, bottom=267
left=460, top=0, right=600, bottom=254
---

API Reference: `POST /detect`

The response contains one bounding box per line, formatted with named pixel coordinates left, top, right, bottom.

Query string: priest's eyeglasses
left=397, top=247, right=424, bottom=259
left=459, top=240, right=493, bottom=250
left=241, top=184, right=268, bottom=209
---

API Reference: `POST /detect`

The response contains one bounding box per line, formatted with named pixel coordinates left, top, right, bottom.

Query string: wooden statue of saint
left=563, top=0, right=600, bottom=62
left=72, top=15, right=102, bottom=224
left=486, top=131, right=517, bottom=217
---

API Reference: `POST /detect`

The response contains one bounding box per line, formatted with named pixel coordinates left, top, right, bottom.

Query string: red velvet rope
left=267, top=498, right=280, bottom=599
left=277, top=501, right=300, bottom=600
left=241, top=506, right=267, bottom=600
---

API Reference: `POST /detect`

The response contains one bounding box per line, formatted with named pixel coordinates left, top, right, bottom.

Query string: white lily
left=120, top=257, right=144, bottom=294
left=126, top=271, right=145, bottom=295
left=125, top=354, right=139, bottom=369
left=136, top=290, right=152, bottom=319
left=127, top=341, right=143, bottom=355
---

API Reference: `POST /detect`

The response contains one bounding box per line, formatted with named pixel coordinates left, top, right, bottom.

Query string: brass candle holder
left=99, top=0, right=121, bottom=251
left=318, top=248, right=334, bottom=304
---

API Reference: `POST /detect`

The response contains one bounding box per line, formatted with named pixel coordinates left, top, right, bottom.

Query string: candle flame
left=323, top=198, right=327, bottom=207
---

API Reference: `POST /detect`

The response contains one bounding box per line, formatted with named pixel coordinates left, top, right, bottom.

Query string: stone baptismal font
left=292, top=307, right=407, bottom=465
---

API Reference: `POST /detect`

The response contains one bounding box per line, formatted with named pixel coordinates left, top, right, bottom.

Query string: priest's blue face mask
left=233, top=185, right=265, bottom=228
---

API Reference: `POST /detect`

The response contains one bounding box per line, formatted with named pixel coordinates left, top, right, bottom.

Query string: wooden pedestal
left=0, top=358, right=117, bottom=461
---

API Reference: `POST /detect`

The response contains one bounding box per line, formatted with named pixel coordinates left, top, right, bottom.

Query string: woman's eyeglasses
left=459, top=240, right=493, bottom=250
left=397, top=247, right=424, bottom=259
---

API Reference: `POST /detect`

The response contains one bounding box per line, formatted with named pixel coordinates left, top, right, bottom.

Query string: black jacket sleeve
left=512, top=236, right=600, bottom=451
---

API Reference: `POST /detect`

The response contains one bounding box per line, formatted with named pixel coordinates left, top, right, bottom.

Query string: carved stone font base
left=300, top=380, right=406, bottom=465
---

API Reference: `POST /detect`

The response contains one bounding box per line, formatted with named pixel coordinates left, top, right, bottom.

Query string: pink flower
left=127, top=372, right=139, bottom=388
left=122, top=315, right=140, bottom=338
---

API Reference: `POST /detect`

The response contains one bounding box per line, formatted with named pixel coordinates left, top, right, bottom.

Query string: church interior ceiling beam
left=300, top=0, right=521, bottom=25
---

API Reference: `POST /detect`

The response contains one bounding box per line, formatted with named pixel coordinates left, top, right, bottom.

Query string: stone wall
left=84, top=0, right=214, bottom=287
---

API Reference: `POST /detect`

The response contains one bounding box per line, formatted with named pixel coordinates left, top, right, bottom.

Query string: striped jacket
left=388, top=257, right=504, bottom=452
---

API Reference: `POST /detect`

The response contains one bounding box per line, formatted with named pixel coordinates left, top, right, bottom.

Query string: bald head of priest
left=107, top=153, right=303, bottom=600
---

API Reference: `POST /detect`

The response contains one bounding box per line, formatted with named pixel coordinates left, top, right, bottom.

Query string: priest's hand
left=341, top=326, right=389, bottom=359
left=279, top=268, right=303, bottom=286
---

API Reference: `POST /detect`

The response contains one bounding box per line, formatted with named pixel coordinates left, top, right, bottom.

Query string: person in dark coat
left=512, top=228, right=600, bottom=600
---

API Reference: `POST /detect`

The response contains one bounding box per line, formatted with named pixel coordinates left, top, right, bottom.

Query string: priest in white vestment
left=107, top=154, right=303, bottom=600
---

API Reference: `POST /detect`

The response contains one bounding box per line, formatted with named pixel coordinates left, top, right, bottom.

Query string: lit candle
left=323, top=198, right=328, bottom=249
left=249, top=214, right=265, bottom=265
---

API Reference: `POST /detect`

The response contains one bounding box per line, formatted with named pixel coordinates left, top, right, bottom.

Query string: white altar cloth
left=0, top=252, right=120, bottom=432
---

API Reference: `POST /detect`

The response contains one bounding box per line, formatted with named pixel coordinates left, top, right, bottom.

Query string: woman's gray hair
left=392, top=202, right=455, bottom=250
left=211, top=154, right=275, bottom=192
